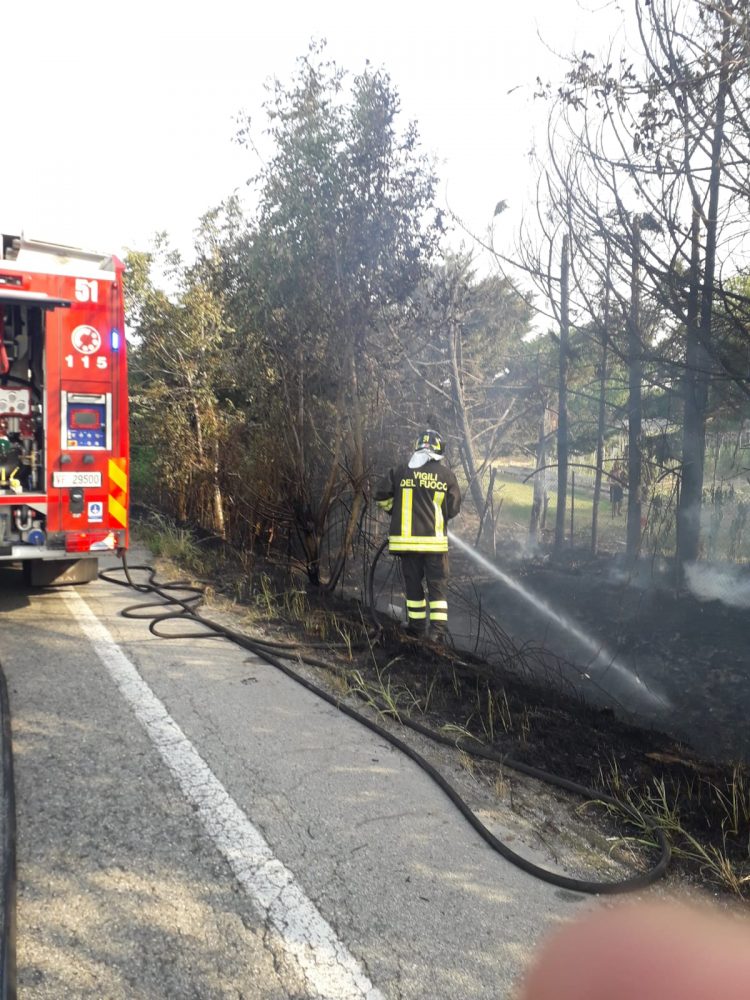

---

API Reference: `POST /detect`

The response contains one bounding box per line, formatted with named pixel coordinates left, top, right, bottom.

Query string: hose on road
left=101, top=552, right=670, bottom=895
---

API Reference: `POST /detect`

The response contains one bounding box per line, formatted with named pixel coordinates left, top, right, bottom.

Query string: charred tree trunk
left=676, top=10, right=730, bottom=573
left=677, top=207, right=705, bottom=572
left=529, top=405, right=548, bottom=546
left=626, top=218, right=643, bottom=563
left=554, top=234, right=569, bottom=556
left=324, top=344, right=367, bottom=592
left=591, top=261, right=610, bottom=555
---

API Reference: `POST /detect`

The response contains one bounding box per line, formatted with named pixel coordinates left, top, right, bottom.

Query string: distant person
left=648, top=490, right=663, bottom=540
left=374, top=429, right=461, bottom=643
left=610, top=462, right=625, bottom=518
left=521, top=899, right=750, bottom=1000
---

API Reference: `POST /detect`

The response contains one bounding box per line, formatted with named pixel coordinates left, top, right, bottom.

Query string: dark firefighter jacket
left=374, top=459, right=461, bottom=553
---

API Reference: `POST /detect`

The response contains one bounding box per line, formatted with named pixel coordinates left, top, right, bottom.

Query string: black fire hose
left=101, top=552, right=670, bottom=895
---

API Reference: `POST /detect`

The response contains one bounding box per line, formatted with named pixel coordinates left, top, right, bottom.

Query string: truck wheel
left=24, top=558, right=99, bottom=587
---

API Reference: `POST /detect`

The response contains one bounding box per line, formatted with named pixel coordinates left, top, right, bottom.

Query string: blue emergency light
left=111, top=329, right=121, bottom=350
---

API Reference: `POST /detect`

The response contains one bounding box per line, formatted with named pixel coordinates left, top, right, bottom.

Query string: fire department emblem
left=71, top=325, right=101, bottom=354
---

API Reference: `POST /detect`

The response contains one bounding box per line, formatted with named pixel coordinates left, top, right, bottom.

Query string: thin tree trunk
left=677, top=207, right=710, bottom=571
left=676, top=9, right=730, bottom=573
left=190, top=389, right=205, bottom=460
left=626, top=217, right=643, bottom=563
left=212, top=438, right=226, bottom=538
left=554, top=234, right=570, bottom=556
left=324, top=344, right=366, bottom=592
left=475, top=467, right=497, bottom=549
left=449, top=318, right=485, bottom=514
left=529, top=406, right=547, bottom=545
left=591, top=257, right=610, bottom=554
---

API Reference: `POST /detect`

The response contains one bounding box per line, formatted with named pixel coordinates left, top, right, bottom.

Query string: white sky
left=2, top=0, right=629, bottom=268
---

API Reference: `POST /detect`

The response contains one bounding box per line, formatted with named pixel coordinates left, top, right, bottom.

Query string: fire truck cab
left=0, top=234, right=129, bottom=585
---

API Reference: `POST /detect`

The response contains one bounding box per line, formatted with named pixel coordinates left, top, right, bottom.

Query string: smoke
left=607, top=557, right=672, bottom=590
left=685, top=563, right=750, bottom=609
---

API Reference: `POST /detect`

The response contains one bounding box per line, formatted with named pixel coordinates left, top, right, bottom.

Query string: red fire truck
left=0, top=234, right=129, bottom=585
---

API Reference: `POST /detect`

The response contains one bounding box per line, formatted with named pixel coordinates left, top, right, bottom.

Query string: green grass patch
left=487, top=473, right=631, bottom=551
left=136, top=513, right=204, bottom=570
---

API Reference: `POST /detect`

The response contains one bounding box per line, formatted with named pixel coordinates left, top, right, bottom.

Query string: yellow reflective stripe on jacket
left=376, top=497, right=394, bottom=512
left=406, top=599, right=427, bottom=608
left=388, top=535, right=448, bottom=552
left=433, top=490, right=445, bottom=537
left=400, top=487, right=413, bottom=539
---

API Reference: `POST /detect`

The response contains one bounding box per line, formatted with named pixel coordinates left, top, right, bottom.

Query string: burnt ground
left=368, top=533, right=749, bottom=765
left=455, top=548, right=750, bottom=766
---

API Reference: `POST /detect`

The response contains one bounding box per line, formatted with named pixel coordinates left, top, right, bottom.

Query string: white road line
left=63, top=588, right=385, bottom=1000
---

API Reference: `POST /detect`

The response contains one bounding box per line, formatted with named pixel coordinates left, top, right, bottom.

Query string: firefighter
left=374, top=429, right=462, bottom=642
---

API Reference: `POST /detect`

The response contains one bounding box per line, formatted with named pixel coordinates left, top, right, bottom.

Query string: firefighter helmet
left=414, top=429, right=443, bottom=455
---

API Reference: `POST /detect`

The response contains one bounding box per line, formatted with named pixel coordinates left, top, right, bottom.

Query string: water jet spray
left=448, top=531, right=671, bottom=714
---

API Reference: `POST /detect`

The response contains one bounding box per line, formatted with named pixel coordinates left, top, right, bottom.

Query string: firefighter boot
left=428, top=625, right=450, bottom=647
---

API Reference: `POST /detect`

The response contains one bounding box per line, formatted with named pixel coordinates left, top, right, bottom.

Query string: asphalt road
left=0, top=547, right=604, bottom=999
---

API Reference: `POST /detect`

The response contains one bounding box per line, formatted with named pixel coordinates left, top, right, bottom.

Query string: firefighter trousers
left=399, top=552, right=449, bottom=635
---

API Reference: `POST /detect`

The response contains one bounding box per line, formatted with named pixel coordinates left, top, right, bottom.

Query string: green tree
left=125, top=240, right=239, bottom=535
left=230, top=44, right=442, bottom=585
